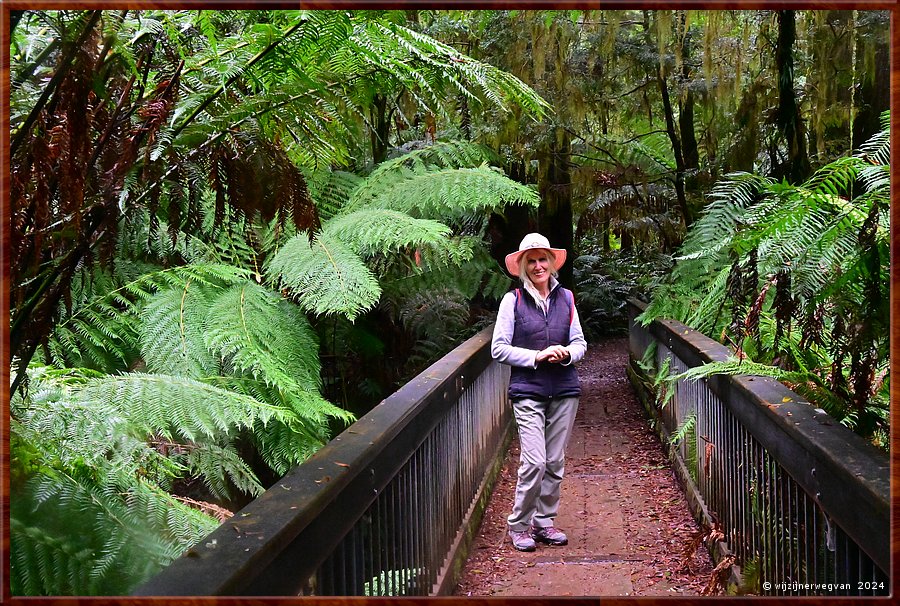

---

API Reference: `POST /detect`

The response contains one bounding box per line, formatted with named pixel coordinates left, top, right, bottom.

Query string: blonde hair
left=517, top=249, right=559, bottom=284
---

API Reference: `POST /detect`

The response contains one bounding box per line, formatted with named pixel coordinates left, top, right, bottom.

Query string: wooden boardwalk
left=454, top=337, right=716, bottom=597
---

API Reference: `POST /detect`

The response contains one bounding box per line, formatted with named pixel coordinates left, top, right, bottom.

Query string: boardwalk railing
left=134, top=326, right=512, bottom=596
left=627, top=299, right=889, bottom=596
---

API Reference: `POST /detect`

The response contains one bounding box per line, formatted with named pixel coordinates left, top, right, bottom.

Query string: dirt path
left=453, top=337, right=715, bottom=597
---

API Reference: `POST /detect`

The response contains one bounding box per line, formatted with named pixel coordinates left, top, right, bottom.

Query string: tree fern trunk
left=489, top=159, right=537, bottom=273
left=677, top=12, right=699, bottom=175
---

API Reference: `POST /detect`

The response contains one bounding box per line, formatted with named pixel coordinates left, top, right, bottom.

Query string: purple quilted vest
left=508, top=285, right=581, bottom=401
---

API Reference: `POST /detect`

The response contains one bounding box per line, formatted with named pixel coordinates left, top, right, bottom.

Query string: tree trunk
left=537, top=129, right=574, bottom=288
left=677, top=12, right=699, bottom=174
left=679, top=90, right=699, bottom=171
left=489, top=159, right=537, bottom=274
left=775, top=10, right=811, bottom=183
left=851, top=14, right=889, bottom=147
left=656, top=65, right=692, bottom=227
left=646, top=11, right=692, bottom=227
left=369, top=93, right=390, bottom=165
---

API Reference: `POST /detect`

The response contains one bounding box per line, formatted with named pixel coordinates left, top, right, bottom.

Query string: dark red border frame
left=1, top=2, right=896, bottom=605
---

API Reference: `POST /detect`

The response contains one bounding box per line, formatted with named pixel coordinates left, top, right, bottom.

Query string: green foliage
left=348, top=164, right=540, bottom=219
left=10, top=368, right=225, bottom=595
left=267, top=232, right=382, bottom=322
left=48, top=264, right=248, bottom=373
left=270, top=140, right=535, bottom=328
left=668, top=413, right=696, bottom=446
left=364, top=567, right=424, bottom=596
left=572, top=249, right=672, bottom=338
left=344, top=18, right=549, bottom=120
left=322, top=209, right=452, bottom=257
left=642, top=116, right=890, bottom=442
left=15, top=261, right=353, bottom=594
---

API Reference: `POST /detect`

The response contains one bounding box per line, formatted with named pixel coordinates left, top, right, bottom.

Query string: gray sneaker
left=532, top=525, right=568, bottom=546
left=509, top=529, right=536, bottom=551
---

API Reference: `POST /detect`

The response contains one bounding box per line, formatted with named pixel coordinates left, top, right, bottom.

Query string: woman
left=491, top=233, right=587, bottom=552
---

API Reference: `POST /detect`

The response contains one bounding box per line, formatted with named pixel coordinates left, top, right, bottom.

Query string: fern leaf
left=266, top=232, right=381, bottom=321
left=349, top=164, right=540, bottom=219
left=202, top=281, right=321, bottom=393
left=322, top=208, right=452, bottom=256
left=74, top=373, right=294, bottom=442
left=139, top=282, right=221, bottom=378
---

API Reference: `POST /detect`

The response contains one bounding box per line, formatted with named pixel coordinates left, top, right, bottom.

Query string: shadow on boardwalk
left=454, top=337, right=716, bottom=597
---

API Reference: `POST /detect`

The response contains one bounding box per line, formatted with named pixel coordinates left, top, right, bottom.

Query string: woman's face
left=523, top=249, right=552, bottom=289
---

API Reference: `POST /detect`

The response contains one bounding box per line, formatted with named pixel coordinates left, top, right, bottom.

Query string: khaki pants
left=507, top=396, right=579, bottom=532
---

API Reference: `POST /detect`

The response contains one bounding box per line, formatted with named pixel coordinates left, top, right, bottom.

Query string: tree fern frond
left=684, top=265, right=733, bottom=335
left=178, top=442, right=264, bottom=499
left=856, top=111, right=890, bottom=164
left=139, top=283, right=221, bottom=378
left=322, top=209, right=452, bottom=257
left=56, top=263, right=249, bottom=333
left=306, top=169, right=365, bottom=221
left=398, top=287, right=470, bottom=340
left=367, top=140, right=499, bottom=181
left=230, top=375, right=354, bottom=425
left=11, top=517, right=101, bottom=595
left=630, top=131, right=676, bottom=171
left=46, top=263, right=248, bottom=371
left=12, top=380, right=184, bottom=486
left=249, top=417, right=328, bottom=476
left=74, top=373, right=295, bottom=443
left=668, top=357, right=812, bottom=388
left=203, top=281, right=322, bottom=393
left=677, top=172, right=774, bottom=262
left=13, top=471, right=178, bottom=595
left=350, top=164, right=540, bottom=219
left=266, top=232, right=381, bottom=321
left=370, top=20, right=550, bottom=117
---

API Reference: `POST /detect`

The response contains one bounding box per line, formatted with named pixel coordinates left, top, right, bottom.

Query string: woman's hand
left=536, top=345, right=570, bottom=364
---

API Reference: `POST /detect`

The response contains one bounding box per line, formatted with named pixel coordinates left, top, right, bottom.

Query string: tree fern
left=179, top=443, right=265, bottom=499
left=322, top=208, right=453, bottom=257
left=9, top=357, right=338, bottom=594
left=347, top=164, right=540, bottom=219
left=248, top=416, right=329, bottom=476
left=369, top=140, right=499, bottom=179
left=305, top=169, right=365, bottom=221
left=267, top=231, right=382, bottom=321
left=47, top=263, right=248, bottom=370
left=75, top=373, right=296, bottom=442
left=644, top=117, right=890, bottom=442
left=12, top=472, right=217, bottom=595
left=353, top=18, right=550, bottom=118
left=203, top=282, right=353, bottom=423
left=139, top=282, right=221, bottom=379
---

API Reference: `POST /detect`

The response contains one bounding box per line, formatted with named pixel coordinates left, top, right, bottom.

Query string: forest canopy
left=7, top=8, right=890, bottom=595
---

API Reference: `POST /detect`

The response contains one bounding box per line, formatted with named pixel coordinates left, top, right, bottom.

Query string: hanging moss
left=673, top=11, right=684, bottom=76
left=601, top=10, right=619, bottom=56
left=656, top=10, right=671, bottom=77
left=532, top=19, right=545, bottom=84
left=703, top=11, right=717, bottom=94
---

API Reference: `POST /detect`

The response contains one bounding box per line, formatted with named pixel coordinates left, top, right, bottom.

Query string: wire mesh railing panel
left=628, top=300, right=889, bottom=597
left=312, top=359, right=511, bottom=596
left=134, top=327, right=512, bottom=596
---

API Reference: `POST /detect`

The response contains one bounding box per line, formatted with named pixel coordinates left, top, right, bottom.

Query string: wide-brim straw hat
left=504, top=232, right=567, bottom=276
